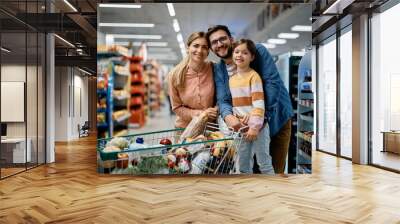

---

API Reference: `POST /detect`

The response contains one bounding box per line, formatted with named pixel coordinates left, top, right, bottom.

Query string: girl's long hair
left=169, top=31, right=208, bottom=89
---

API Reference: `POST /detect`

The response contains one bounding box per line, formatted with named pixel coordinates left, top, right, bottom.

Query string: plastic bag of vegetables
left=106, top=137, right=129, bottom=149
left=179, top=112, right=208, bottom=142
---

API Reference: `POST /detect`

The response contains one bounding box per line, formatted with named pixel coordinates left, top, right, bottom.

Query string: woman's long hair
left=169, top=31, right=208, bottom=89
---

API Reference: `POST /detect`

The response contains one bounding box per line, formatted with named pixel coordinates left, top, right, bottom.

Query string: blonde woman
left=168, top=32, right=217, bottom=128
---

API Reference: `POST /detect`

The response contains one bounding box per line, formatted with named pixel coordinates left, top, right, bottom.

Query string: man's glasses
left=210, top=36, right=229, bottom=47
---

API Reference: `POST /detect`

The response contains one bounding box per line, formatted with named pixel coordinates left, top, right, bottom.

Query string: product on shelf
left=128, top=55, right=146, bottom=128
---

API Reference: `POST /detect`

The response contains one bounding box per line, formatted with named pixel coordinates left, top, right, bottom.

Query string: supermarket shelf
left=297, top=164, right=312, bottom=174
left=97, top=108, right=107, bottom=113
left=114, top=112, right=131, bottom=123
left=113, top=94, right=129, bottom=101
left=97, top=89, right=107, bottom=96
left=299, top=104, right=314, bottom=112
left=297, top=150, right=312, bottom=164
left=298, top=132, right=313, bottom=143
left=299, top=92, right=313, bottom=100
left=300, top=114, right=313, bottom=123
left=97, top=123, right=108, bottom=129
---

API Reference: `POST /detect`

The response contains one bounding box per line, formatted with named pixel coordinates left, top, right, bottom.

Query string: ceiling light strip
left=98, top=4, right=141, bottom=9
left=112, top=34, right=162, bottom=39
left=54, top=34, right=75, bottom=48
left=173, top=19, right=180, bottom=32
left=291, top=25, right=312, bottom=32
left=166, top=3, right=175, bottom=17
left=278, top=33, right=299, bottom=39
left=99, top=23, right=154, bottom=28
left=1, top=47, right=11, bottom=53
left=63, top=0, right=78, bottom=12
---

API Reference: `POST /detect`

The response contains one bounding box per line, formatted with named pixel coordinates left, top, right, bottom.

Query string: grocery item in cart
left=179, top=112, right=208, bottom=142
left=106, top=137, right=129, bottom=149
left=190, top=151, right=211, bottom=174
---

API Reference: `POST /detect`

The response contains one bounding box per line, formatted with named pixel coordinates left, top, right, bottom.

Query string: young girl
left=229, top=39, right=274, bottom=174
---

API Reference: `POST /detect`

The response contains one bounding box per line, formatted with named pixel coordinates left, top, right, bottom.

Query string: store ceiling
left=98, top=3, right=311, bottom=65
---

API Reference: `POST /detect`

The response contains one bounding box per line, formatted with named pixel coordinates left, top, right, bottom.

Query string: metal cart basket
left=97, top=123, right=245, bottom=175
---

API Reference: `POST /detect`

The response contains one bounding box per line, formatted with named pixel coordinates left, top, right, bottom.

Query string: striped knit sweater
left=228, top=68, right=265, bottom=131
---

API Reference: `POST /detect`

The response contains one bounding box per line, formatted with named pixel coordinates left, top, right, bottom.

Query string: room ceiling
left=98, top=3, right=312, bottom=65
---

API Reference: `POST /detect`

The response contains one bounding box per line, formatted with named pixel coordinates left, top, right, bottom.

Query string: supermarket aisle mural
left=96, top=3, right=312, bottom=175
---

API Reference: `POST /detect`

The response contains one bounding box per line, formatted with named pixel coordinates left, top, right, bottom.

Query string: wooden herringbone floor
left=0, top=135, right=400, bottom=224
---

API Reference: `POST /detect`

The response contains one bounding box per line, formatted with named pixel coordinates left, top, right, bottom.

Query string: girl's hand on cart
left=245, top=128, right=259, bottom=141
left=224, top=114, right=241, bottom=131
left=237, top=114, right=250, bottom=126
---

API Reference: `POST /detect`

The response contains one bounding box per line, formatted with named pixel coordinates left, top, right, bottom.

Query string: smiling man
left=206, top=25, right=294, bottom=174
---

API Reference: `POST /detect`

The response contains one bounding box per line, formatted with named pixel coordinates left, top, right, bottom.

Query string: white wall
left=54, top=67, right=89, bottom=141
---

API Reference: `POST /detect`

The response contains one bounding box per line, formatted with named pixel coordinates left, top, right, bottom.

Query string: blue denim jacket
left=214, top=43, right=294, bottom=137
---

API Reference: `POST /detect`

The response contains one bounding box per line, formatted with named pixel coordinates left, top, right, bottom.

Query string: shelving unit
left=128, top=56, right=146, bottom=128
left=287, top=56, right=302, bottom=173
left=296, top=55, right=313, bottom=174
left=97, top=45, right=131, bottom=138
left=111, top=61, right=131, bottom=137
left=143, top=62, right=161, bottom=118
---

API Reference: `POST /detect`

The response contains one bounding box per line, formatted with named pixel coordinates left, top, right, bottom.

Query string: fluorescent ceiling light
left=177, top=33, right=183, bottom=43
left=63, top=0, right=78, bottom=12
left=291, top=25, right=312, bottom=32
left=278, top=33, right=299, bottom=39
left=1, top=47, right=11, bottom=53
left=147, top=54, right=178, bottom=60
left=173, top=19, right=180, bottom=32
left=181, top=50, right=187, bottom=58
left=78, top=67, right=92, bottom=75
left=98, top=4, right=141, bottom=9
left=262, top=43, right=276, bottom=49
left=147, top=47, right=173, bottom=52
left=166, top=3, right=175, bottom=17
left=179, top=42, right=185, bottom=49
left=115, top=41, right=168, bottom=47
left=112, top=34, right=162, bottom=39
left=99, top=23, right=154, bottom=28
left=267, top=38, right=286, bottom=45
left=54, top=34, right=75, bottom=48
left=292, top=51, right=306, bottom=57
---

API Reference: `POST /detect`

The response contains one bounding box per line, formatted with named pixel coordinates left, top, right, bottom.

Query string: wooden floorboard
left=0, top=135, right=400, bottom=223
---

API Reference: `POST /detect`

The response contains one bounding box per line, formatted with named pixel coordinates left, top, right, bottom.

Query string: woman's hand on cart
left=204, top=107, right=218, bottom=120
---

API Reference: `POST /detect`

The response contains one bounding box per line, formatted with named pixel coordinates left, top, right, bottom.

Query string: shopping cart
left=97, top=122, right=245, bottom=175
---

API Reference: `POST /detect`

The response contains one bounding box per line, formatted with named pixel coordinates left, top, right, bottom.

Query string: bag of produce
left=179, top=112, right=208, bottom=142
left=106, top=137, right=129, bottom=150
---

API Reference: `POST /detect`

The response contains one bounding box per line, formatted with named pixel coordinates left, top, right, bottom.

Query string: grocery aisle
left=128, top=101, right=176, bottom=134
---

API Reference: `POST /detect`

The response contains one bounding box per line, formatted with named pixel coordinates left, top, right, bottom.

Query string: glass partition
left=0, top=1, right=46, bottom=179
left=339, top=28, right=352, bottom=158
left=317, top=36, right=337, bottom=155
left=370, top=3, right=400, bottom=171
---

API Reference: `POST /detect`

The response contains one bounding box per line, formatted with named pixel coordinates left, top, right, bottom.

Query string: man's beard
left=217, top=45, right=232, bottom=59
